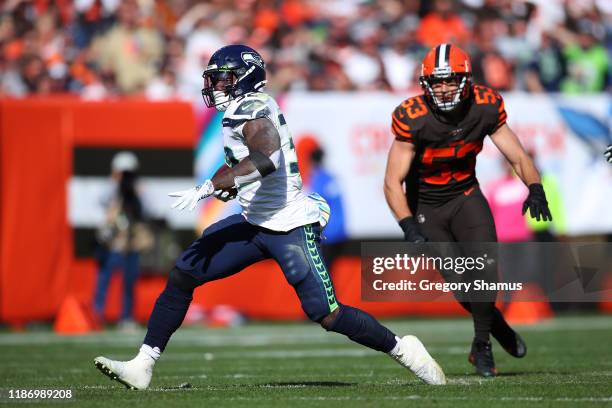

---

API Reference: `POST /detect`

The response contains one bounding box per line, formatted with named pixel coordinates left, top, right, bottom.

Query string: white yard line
left=125, top=394, right=612, bottom=402
left=0, top=316, right=609, bottom=347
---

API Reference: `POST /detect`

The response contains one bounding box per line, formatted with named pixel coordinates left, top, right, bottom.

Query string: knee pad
left=168, top=267, right=200, bottom=294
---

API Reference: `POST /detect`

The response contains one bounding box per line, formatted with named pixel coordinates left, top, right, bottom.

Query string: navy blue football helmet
left=201, top=45, right=266, bottom=111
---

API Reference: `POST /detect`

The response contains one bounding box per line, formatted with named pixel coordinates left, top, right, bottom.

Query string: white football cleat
left=391, top=335, right=446, bottom=385
left=94, top=354, right=154, bottom=390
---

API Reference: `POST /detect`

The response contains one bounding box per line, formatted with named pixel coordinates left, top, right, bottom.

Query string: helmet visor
left=201, top=69, right=236, bottom=108
left=420, top=73, right=470, bottom=112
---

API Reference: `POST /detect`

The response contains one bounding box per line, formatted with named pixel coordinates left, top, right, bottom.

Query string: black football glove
left=605, top=144, right=612, bottom=163
left=399, top=216, right=427, bottom=243
left=522, top=183, right=552, bottom=222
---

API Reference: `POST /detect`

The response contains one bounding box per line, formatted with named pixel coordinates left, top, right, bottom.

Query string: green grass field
left=1, top=315, right=611, bottom=407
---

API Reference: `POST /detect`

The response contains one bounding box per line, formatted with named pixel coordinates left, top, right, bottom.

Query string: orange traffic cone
left=504, top=283, right=553, bottom=325
left=53, top=296, right=96, bottom=335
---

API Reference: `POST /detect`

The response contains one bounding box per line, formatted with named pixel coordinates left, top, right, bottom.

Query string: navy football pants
left=144, top=214, right=397, bottom=353
left=175, top=214, right=338, bottom=320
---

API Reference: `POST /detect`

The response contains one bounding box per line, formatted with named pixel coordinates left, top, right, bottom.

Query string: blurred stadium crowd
left=0, top=0, right=610, bottom=100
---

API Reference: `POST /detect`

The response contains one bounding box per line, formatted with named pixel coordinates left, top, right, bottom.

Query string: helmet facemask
left=202, top=69, right=237, bottom=112
left=420, top=71, right=471, bottom=112
left=419, top=43, right=473, bottom=113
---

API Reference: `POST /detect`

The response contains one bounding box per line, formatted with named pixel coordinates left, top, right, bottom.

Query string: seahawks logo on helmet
left=242, top=52, right=264, bottom=69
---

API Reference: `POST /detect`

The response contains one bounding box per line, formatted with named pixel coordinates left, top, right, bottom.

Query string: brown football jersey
left=391, top=85, right=507, bottom=205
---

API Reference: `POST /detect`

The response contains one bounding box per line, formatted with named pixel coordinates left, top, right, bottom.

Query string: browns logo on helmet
left=419, top=44, right=472, bottom=112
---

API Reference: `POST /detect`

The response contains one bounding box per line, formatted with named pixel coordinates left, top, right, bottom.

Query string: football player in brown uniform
left=384, top=43, right=552, bottom=377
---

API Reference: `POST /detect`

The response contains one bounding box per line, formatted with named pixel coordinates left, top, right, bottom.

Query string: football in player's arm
left=93, top=44, right=446, bottom=390
left=169, top=116, right=281, bottom=211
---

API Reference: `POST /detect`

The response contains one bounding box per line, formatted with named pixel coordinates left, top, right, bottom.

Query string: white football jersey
left=221, top=92, right=320, bottom=231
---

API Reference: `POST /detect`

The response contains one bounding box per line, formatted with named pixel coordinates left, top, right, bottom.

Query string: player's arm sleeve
left=391, top=106, right=415, bottom=144
left=490, top=91, right=508, bottom=134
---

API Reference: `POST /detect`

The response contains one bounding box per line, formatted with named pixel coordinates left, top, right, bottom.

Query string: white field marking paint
left=0, top=332, right=336, bottom=346
left=446, top=377, right=485, bottom=386
left=156, top=375, right=207, bottom=381
left=587, top=371, right=612, bottom=376
left=160, top=349, right=374, bottom=361
left=133, top=394, right=612, bottom=402
left=146, top=373, right=609, bottom=388
left=1, top=316, right=610, bottom=346
left=133, top=346, right=467, bottom=363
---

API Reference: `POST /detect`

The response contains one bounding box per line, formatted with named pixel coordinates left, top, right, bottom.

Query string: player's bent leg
left=93, top=267, right=197, bottom=390
left=458, top=302, right=527, bottom=360
left=320, top=305, right=445, bottom=385
left=94, top=215, right=267, bottom=390
left=143, top=267, right=198, bottom=352
left=268, top=223, right=445, bottom=385
left=321, top=305, right=395, bottom=352
left=450, top=188, right=503, bottom=377
left=268, top=223, right=393, bottom=352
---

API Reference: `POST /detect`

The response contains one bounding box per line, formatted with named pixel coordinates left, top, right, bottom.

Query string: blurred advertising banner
left=361, top=242, right=612, bottom=303
left=66, top=94, right=612, bottom=239
left=283, top=92, right=612, bottom=238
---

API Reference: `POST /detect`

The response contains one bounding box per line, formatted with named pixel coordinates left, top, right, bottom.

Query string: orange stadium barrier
left=67, top=257, right=468, bottom=324
left=0, top=97, right=196, bottom=326
left=1, top=97, right=468, bottom=326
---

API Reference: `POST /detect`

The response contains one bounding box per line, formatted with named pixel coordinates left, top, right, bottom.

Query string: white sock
left=388, top=336, right=402, bottom=356
left=138, top=344, right=161, bottom=362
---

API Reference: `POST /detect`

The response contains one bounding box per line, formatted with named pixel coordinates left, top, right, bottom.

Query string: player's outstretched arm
left=490, top=124, right=552, bottom=221
left=212, top=117, right=281, bottom=191
left=384, top=140, right=426, bottom=242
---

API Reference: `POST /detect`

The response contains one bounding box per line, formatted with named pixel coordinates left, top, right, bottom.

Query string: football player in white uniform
left=93, top=45, right=445, bottom=389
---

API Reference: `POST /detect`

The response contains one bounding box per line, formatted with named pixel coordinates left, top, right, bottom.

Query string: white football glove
left=605, top=145, right=612, bottom=163
left=168, top=180, right=215, bottom=211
